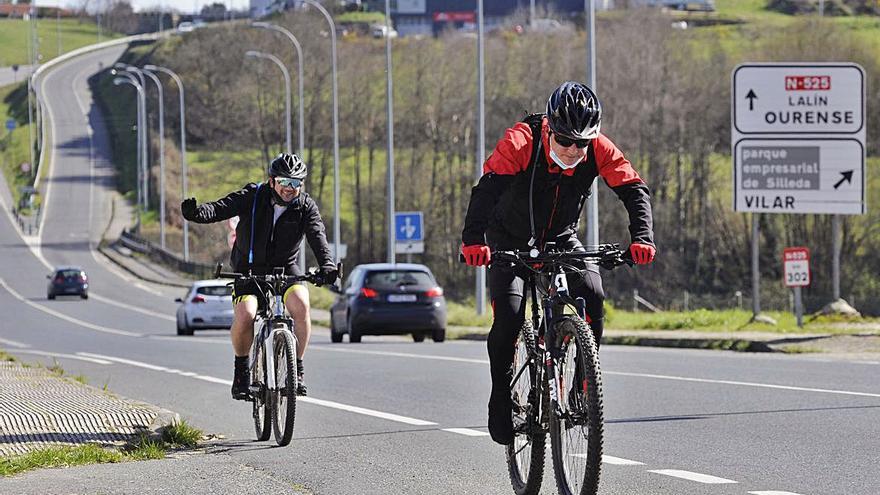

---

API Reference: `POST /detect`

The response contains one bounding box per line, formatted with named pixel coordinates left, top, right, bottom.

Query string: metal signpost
left=394, top=212, right=423, bottom=263
left=783, top=247, right=810, bottom=327
left=731, top=63, right=865, bottom=318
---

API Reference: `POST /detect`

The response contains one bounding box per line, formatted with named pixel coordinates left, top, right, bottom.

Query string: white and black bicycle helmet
left=268, top=153, right=308, bottom=180
left=546, top=81, right=602, bottom=140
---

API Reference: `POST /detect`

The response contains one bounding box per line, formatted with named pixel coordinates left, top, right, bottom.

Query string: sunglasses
left=275, top=177, right=302, bottom=188
left=553, top=133, right=590, bottom=149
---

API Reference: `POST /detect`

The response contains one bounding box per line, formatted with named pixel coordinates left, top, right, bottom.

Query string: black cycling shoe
left=296, top=374, right=307, bottom=396
left=488, top=399, right=514, bottom=445
left=231, top=367, right=249, bottom=400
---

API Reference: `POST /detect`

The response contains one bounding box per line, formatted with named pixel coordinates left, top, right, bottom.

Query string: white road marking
left=748, top=491, right=806, bottom=495
left=312, top=346, right=489, bottom=365
left=601, top=455, right=645, bottom=465
left=89, top=292, right=175, bottom=321
left=648, top=469, right=737, bottom=484
left=442, top=428, right=489, bottom=437
left=148, top=335, right=227, bottom=344
left=0, top=337, right=31, bottom=349
left=607, top=371, right=880, bottom=399
left=0, top=277, right=143, bottom=337
left=14, top=349, right=112, bottom=365
left=76, top=352, right=440, bottom=427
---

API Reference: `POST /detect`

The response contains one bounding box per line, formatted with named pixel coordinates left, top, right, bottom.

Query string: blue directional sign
left=5, top=119, right=15, bottom=131
left=395, top=211, right=423, bottom=242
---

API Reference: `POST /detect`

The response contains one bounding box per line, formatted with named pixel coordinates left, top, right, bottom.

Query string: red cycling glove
left=629, top=243, right=656, bottom=265
left=461, top=244, right=491, bottom=267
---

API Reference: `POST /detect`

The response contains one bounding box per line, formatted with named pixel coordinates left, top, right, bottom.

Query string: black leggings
left=486, top=265, right=605, bottom=401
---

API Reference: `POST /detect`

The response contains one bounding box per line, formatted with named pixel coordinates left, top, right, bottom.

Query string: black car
left=47, top=266, right=89, bottom=300
left=329, top=263, right=447, bottom=343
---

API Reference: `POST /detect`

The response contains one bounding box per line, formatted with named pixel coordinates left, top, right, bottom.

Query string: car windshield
left=197, top=285, right=233, bottom=297
left=364, top=270, right=434, bottom=290
left=56, top=270, right=84, bottom=279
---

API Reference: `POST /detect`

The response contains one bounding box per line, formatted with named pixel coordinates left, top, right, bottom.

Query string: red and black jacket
left=462, top=115, right=654, bottom=251
left=185, top=182, right=335, bottom=276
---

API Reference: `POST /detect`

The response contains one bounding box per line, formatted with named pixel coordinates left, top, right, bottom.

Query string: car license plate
left=387, top=294, right=417, bottom=303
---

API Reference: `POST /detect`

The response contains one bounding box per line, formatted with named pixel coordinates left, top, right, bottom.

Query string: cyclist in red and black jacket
left=181, top=153, right=337, bottom=400
left=460, top=81, right=656, bottom=445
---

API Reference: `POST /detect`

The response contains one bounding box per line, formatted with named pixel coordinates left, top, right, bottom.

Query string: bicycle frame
left=251, top=280, right=296, bottom=393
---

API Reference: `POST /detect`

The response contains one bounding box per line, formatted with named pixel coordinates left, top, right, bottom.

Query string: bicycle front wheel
left=549, top=316, right=604, bottom=495
left=272, top=327, right=297, bottom=446
left=252, top=337, right=272, bottom=441
left=506, top=319, right=545, bottom=495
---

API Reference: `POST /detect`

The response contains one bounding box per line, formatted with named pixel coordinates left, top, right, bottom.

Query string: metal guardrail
left=119, top=229, right=213, bottom=279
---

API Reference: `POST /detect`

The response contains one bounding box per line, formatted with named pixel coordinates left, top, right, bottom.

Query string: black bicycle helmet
left=268, top=153, right=307, bottom=180
left=546, top=81, right=602, bottom=140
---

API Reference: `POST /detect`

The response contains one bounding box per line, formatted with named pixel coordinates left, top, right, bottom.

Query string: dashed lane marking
left=748, top=491, right=805, bottom=495
left=0, top=337, right=30, bottom=349
left=312, top=346, right=489, bottom=365
left=648, top=469, right=737, bottom=484
left=601, top=455, right=645, bottom=465
left=441, top=428, right=489, bottom=437
left=14, top=349, right=112, bottom=365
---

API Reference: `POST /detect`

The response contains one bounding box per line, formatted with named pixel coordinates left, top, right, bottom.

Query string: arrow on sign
left=833, top=170, right=854, bottom=189
left=745, top=89, right=757, bottom=111
left=400, top=217, right=416, bottom=239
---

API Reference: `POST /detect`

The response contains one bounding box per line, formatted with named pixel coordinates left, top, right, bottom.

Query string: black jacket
left=186, top=183, right=335, bottom=275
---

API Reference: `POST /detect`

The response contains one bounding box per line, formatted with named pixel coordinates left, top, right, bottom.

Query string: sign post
left=732, top=63, right=865, bottom=318
left=783, top=247, right=810, bottom=327
left=394, top=211, right=423, bottom=263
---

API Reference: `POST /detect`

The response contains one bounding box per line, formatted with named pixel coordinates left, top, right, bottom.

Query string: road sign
left=731, top=63, right=865, bottom=215
left=5, top=119, right=15, bottom=131
left=395, top=212, right=423, bottom=242
left=733, top=64, right=864, bottom=135
left=783, top=247, right=810, bottom=288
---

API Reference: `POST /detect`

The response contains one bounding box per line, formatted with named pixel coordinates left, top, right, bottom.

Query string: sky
left=31, top=0, right=251, bottom=14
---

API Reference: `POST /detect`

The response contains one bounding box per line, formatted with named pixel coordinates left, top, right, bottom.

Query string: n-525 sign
left=783, top=247, right=810, bottom=288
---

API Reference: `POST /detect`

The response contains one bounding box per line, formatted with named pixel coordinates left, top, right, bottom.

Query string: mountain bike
left=493, top=245, right=631, bottom=495
left=215, top=263, right=341, bottom=446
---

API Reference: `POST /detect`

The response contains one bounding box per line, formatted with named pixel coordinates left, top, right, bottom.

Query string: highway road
left=0, top=44, right=878, bottom=495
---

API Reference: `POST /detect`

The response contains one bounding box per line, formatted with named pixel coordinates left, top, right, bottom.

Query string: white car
left=175, top=280, right=234, bottom=335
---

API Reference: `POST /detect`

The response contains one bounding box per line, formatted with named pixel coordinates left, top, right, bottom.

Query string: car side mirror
left=175, top=298, right=183, bottom=303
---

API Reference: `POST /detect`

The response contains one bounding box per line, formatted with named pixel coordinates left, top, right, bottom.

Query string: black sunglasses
left=275, top=177, right=302, bottom=188
left=553, top=133, right=590, bottom=149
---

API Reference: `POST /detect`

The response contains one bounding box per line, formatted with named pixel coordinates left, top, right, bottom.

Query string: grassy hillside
left=0, top=17, right=118, bottom=68
left=0, top=83, right=35, bottom=210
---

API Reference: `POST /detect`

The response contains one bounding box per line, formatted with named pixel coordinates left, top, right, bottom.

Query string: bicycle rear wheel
left=252, top=335, right=272, bottom=441
left=506, top=320, right=545, bottom=495
left=549, top=316, right=603, bottom=495
left=272, top=327, right=297, bottom=446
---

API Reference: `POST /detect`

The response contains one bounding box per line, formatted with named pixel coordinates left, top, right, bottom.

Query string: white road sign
left=733, top=64, right=864, bottom=135
left=783, top=247, right=810, bottom=288
left=731, top=63, right=866, bottom=215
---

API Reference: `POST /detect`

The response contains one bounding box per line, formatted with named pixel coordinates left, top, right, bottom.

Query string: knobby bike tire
left=252, top=330, right=272, bottom=441
left=549, top=315, right=604, bottom=495
left=272, top=327, right=298, bottom=446
left=506, top=319, right=546, bottom=495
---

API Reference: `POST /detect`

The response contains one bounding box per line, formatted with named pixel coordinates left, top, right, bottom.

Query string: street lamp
left=116, top=63, right=149, bottom=208
left=245, top=50, right=292, bottom=154
left=300, top=0, right=341, bottom=264
left=475, top=0, right=486, bottom=314
left=250, top=21, right=307, bottom=272
left=142, top=68, right=167, bottom=249
left=384, top=0, right=396, bottom=264
left=112, top=74, right=146, bottom=231
left=144, top=64, right=190, bottom=261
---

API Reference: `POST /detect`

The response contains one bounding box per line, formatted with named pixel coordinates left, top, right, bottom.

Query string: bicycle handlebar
left=458, top=243, right=633, bottom=271
left=213, top=262, right=344, bottom=289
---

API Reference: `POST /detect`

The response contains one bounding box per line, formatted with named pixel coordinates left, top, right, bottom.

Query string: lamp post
left=251, top=21, right=307, bottom=272
left=300, top=0, right=341, bottom=264
left=245, top=50, right=292, bottom=154
left=475, top=0, right=486, bottom=315
left=142, top=68, right=167, bottom=249
left=584, top=0, right=599, bottom=251
left=384, top=0, right=396, bottom=264
left=144, top=64, right=189, bottom=261
left=116, top=63, right=149, bottom=208
left=112, top=75, right=146, bottom=230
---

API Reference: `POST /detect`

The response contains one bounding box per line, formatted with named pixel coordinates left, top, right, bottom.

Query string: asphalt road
left=0, top=44, right=878, bottom=495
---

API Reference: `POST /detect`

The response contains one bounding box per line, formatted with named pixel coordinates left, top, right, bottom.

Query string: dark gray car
left=47, top=266, right=89, bottom=300
left=329, top=263, right=447, bottom=343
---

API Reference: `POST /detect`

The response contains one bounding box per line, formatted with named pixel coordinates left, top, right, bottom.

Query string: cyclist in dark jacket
left=460, top=81, right=656, bottom=445
left=181, top=153, right=337, bottom=399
